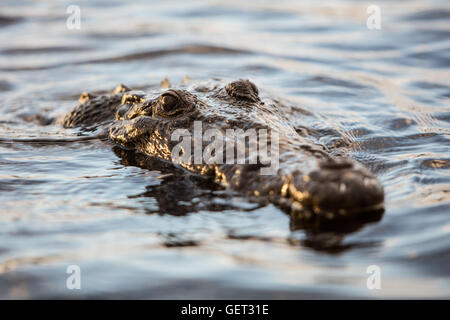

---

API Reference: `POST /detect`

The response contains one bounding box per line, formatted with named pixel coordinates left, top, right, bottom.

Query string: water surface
left=0, top=0, right=449, bottom=298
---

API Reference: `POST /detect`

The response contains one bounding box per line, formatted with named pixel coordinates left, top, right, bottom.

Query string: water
left=0, top=0, right=449, bottom=299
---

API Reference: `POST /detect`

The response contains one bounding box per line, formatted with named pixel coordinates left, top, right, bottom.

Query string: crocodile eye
left=161, top=94, right=178, bottom=112
left=157, top=90, right=183, bottom=116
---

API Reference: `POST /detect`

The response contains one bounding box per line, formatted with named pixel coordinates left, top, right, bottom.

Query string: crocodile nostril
left=319, top=159, right=354, bottom=170
left=161, top=94, right=178, bottom=111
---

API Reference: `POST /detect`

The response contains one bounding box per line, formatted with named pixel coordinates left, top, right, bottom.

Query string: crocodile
left=60, top=79, right=384, bottom=221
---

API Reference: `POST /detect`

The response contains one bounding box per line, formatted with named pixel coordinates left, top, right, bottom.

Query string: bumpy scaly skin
left=61, top=84, right=130, bottom=129
left=62, top=79, right=384, bottom=220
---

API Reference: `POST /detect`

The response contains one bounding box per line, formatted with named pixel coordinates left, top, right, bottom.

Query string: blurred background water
left=0, top=0, right=449, bottom=298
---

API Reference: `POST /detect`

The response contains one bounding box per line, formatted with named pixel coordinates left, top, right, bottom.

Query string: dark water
left=0, top=0, right=449, bottom=298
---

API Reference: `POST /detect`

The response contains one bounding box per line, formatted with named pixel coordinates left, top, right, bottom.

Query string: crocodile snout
left=288, top=159, right=384, bottom=218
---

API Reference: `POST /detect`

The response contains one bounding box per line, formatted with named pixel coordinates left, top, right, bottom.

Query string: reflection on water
left=0, top=0, right=449, bottom=298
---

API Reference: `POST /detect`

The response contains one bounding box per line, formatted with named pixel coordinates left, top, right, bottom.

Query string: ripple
left=1, top=46, right=92, bottom=55
left=0, top=15, right=22, bottom=27
left=403, top=9, right=450, bottom=21
left=420, top=159, right=450, bottom=170
left=0, top=80, right=12, bottom=92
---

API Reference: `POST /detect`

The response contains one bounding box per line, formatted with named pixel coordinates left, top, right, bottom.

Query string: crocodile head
left=102, top=79, right=384, bottom=220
